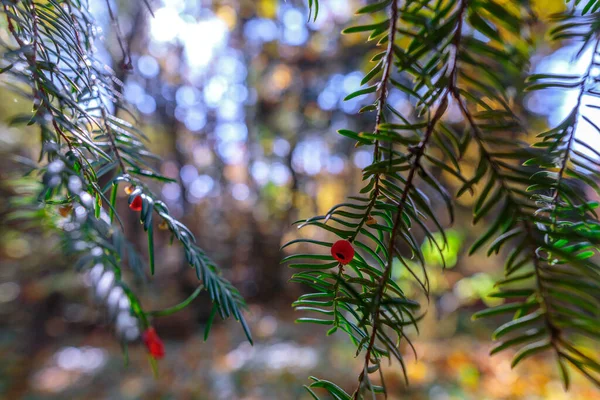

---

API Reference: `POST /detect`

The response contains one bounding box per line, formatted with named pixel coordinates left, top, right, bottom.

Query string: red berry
left=129, top=195, right=143, bottom=211
left=331, top=240, right=355, bottom=265
left=142, top=327, right=165, bottom=359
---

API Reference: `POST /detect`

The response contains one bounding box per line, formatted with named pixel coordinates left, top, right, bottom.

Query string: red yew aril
left=129, top=195, right=143, bottom=211
left=331, top=240, right=355, bottom=265
left=142, top=327, right=165, bottom=359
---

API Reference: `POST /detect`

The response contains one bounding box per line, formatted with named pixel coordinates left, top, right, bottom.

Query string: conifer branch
left=549, top=36, right=600, bottom=227
left=352, top=1, right=468, bottom=396
left=1, top=0, right=251, bottom=355
left=453, top=88, right=561, bottom=355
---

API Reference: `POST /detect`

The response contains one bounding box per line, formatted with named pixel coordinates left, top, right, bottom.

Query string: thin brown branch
left=352, top=0, right=468, bottom=397
left=336, top=0, right=400, bottom=340
left=452, top=79, right=561, bottom=356
left=104, top=0, right=132, bottom=70
left=347, top=0, right=399, bottom=244
left=4, top=2, right=76, bottom=152
left=550, top=36, right=600, bottom=227
left=352, top=93, right=446, bottom=399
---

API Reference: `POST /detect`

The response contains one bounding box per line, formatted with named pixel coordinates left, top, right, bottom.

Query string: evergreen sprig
left=468, top=6, right=600, bottom=389
left=0, top=0, right=251, bottom=352
left=287, top=0, right=600, bottom=397
left=514, top=9, right=600, bottom=387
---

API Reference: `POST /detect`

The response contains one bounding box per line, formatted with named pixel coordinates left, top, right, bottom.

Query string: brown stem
left=104, top=0, right=132, bottom=69
left=352, top=1, right=468, bottom=397
left=335, top=0, right=400, bottom=338
left=452, top=79, right=561, bottom=355
left=352, top=92, right=446, bottom=398
left=347, top=0, right=400, bottom=245
left=550, top=36, right=600, bottom=226
left=5, top=2, right=75, bottom=152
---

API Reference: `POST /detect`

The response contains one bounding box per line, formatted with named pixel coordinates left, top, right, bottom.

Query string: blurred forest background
left=1, top=0, right=600, bottom=399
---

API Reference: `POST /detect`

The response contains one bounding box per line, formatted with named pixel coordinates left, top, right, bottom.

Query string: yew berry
left=129, top=195, right=143, bottom=211
left=331, top=240, right=355, bottom=265
left=142, top=327, right=165, bottom=359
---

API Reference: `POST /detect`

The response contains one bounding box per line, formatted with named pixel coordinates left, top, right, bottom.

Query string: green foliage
left=2, top=0, right=600, bottom=396
left=0, top=0, right=251, bottom=353
left=283, top=0, right=600, bottom=397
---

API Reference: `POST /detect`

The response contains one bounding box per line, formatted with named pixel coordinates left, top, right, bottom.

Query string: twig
left=352, top=0, right=468, bottom=397
left=453, top=72, right=562, bottom=361
left=549, top=36, right=600, bottom=227
left=104, top=0, right=132, bottom=70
